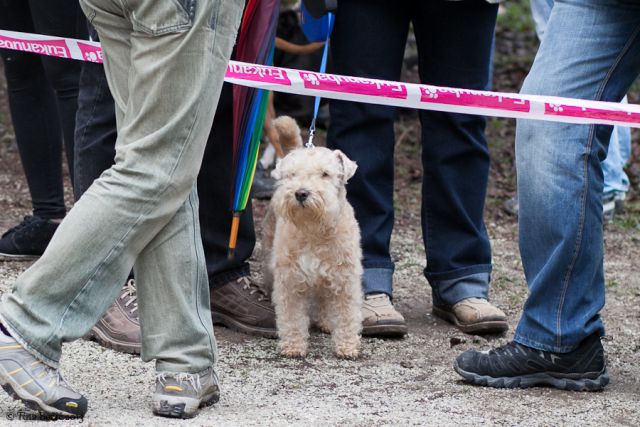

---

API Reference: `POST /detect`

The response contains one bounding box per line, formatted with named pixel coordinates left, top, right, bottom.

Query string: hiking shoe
left=433, top=298, right=508, bottom=335
left=0, top=325, right=87, bottom=418
left=210, top=276, right=277, bottom=338
left=454, top=332, right=609, bottom=391
left=153, top=367, right=220, bottom=418
left=87, top=279, right=141, bottom=354
left=361, top=293, right=407, bottom=338
left=0, top=216, right=59, bottom=261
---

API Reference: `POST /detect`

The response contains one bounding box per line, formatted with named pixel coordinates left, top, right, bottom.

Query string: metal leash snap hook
left=305, top=120, right=316, bottom=148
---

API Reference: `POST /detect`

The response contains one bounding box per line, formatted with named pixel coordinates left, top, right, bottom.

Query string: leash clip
left=305, top=120, right=316, bottom=148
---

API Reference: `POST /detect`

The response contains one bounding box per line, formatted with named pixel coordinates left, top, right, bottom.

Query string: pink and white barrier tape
left=2, top=29, right=640, bottom=128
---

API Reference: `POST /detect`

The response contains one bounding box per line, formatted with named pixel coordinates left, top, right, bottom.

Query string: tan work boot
left=87, top=279, right=141, bottom=354
left=210, top=276, right=277, bottom=338
left=433, top=297, right=508, bottom=335
left=361, top=293, right=407, bottom=338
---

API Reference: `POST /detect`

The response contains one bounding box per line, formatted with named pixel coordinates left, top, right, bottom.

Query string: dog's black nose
left=295, top=189, right=309, bottom=202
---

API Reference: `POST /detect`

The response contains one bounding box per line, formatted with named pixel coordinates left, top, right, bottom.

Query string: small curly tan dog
left=262, top=121, right=363, bottom=358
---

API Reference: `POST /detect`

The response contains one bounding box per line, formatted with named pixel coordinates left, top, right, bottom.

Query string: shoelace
left=32, top=361, right=66, bottom=390
left=120, top=278, right=139, bottom=318
left=239, top=276, right=270, bottom=302
left=1, top=216, right=39, bottom=238
left=157, top=372, right=202, bottom=392
left=492, top=342, right=553, bottom=362
left=490, top=341, right=522, bottom=357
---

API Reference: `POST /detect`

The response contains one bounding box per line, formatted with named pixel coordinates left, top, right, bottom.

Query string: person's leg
left=530, top=0, right=555, bottom=40
left=135, top=188, right=216, bottom=373
left=411, top=0, right=505, bottom=334
left=455, top=0, right=640, bottom=392
left=601, top=106, right=631, bottom=219
left=73, top=25, right=142, bottom=354
left=199, top=83, right=277, bottom=338
left=73, top=30, right=117, bottom=200
left=515, top=0, right=640, bottom=353
left=326, top=0, right=410, bottom=337
left=0, top=0, right=242, bottom=367
left=0, top=2, right=67, bottom=221
left=28, top=0, right=86, bottom=184
left=200, top=84, right=255, bottom=282
left=0, top=2, right=66, bottom=259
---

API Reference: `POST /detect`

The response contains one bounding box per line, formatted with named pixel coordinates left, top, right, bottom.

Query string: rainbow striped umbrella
left=228, top=0, right=279, bottom=258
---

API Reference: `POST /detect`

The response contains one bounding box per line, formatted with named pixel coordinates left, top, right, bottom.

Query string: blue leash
left=306, top=12, right=333, bottom=148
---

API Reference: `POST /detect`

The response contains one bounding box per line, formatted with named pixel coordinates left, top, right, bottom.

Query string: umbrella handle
left=227, top=212, right=242, bottom=259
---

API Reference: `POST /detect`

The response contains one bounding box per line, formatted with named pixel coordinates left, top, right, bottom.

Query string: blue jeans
left=327, top=0, right=497, bottom=305
left=515, top=0, right=640, bottom=353
left=530, top=0, right=631, bottom=197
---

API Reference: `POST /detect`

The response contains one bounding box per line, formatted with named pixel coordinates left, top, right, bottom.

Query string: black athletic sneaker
left=454, top=333, right=609, bottom=391
left=0, top=216, right=59, bottom=260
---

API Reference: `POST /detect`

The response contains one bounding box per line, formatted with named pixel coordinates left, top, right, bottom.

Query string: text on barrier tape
left=2, top=29, right=640, bottom=128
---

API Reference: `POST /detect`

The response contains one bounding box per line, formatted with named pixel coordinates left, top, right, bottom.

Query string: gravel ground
left=0, top=173, right=639, bottom=426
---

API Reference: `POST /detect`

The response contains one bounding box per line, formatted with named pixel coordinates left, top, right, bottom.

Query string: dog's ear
left=334, top=150, right=358, bottom=182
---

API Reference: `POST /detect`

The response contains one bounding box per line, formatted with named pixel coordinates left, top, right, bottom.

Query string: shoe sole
left=432, top=306, right=508, bottom=335
left=453, top=360, right=609, bottom=391
left=153, top=392, right=219, bottom=419
left=361, top=322, right=408, bottom=338
left=86, top=327, right=141, bottom=355
left=0, top=253, right=40, bottom=261
left=211, top=312, right=278, bottom=339
left=0, top=365, right=81, bottom=419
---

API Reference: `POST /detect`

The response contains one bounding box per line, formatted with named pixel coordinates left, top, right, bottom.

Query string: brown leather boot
left=210, top=276, right=277, bottom=338
left=87, top=279, right=141, bottom=354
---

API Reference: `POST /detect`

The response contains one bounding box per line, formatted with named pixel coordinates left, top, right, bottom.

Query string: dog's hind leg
left=273, top=272, right=311, bottom=357
left=260, top=205, right=277, bottom=296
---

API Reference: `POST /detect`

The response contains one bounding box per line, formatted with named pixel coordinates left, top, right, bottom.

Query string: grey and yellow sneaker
left=0, top=326, right=87, bottom=418
left=153, top=367, right=220, bottom=419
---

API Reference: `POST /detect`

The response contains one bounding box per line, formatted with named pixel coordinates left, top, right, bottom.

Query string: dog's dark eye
left=322, top=171, right=330, bottom=178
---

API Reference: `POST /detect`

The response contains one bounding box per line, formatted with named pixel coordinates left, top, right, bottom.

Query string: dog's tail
left=273, top=116, right=303, bottom=156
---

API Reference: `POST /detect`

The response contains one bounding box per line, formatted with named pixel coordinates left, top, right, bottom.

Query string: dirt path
left=0, top=5, right=639, bottom=423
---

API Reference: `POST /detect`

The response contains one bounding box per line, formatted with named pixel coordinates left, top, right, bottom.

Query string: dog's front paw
left=280, top=344, right=308, bottom=358
left=334, top=345, right=360, bottom=359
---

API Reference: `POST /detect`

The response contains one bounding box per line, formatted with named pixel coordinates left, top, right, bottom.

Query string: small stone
left=400, top=361, right=414, bottom=369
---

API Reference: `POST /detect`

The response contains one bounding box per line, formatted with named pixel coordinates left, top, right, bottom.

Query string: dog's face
left=270, top=147, right=357, bottom=229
